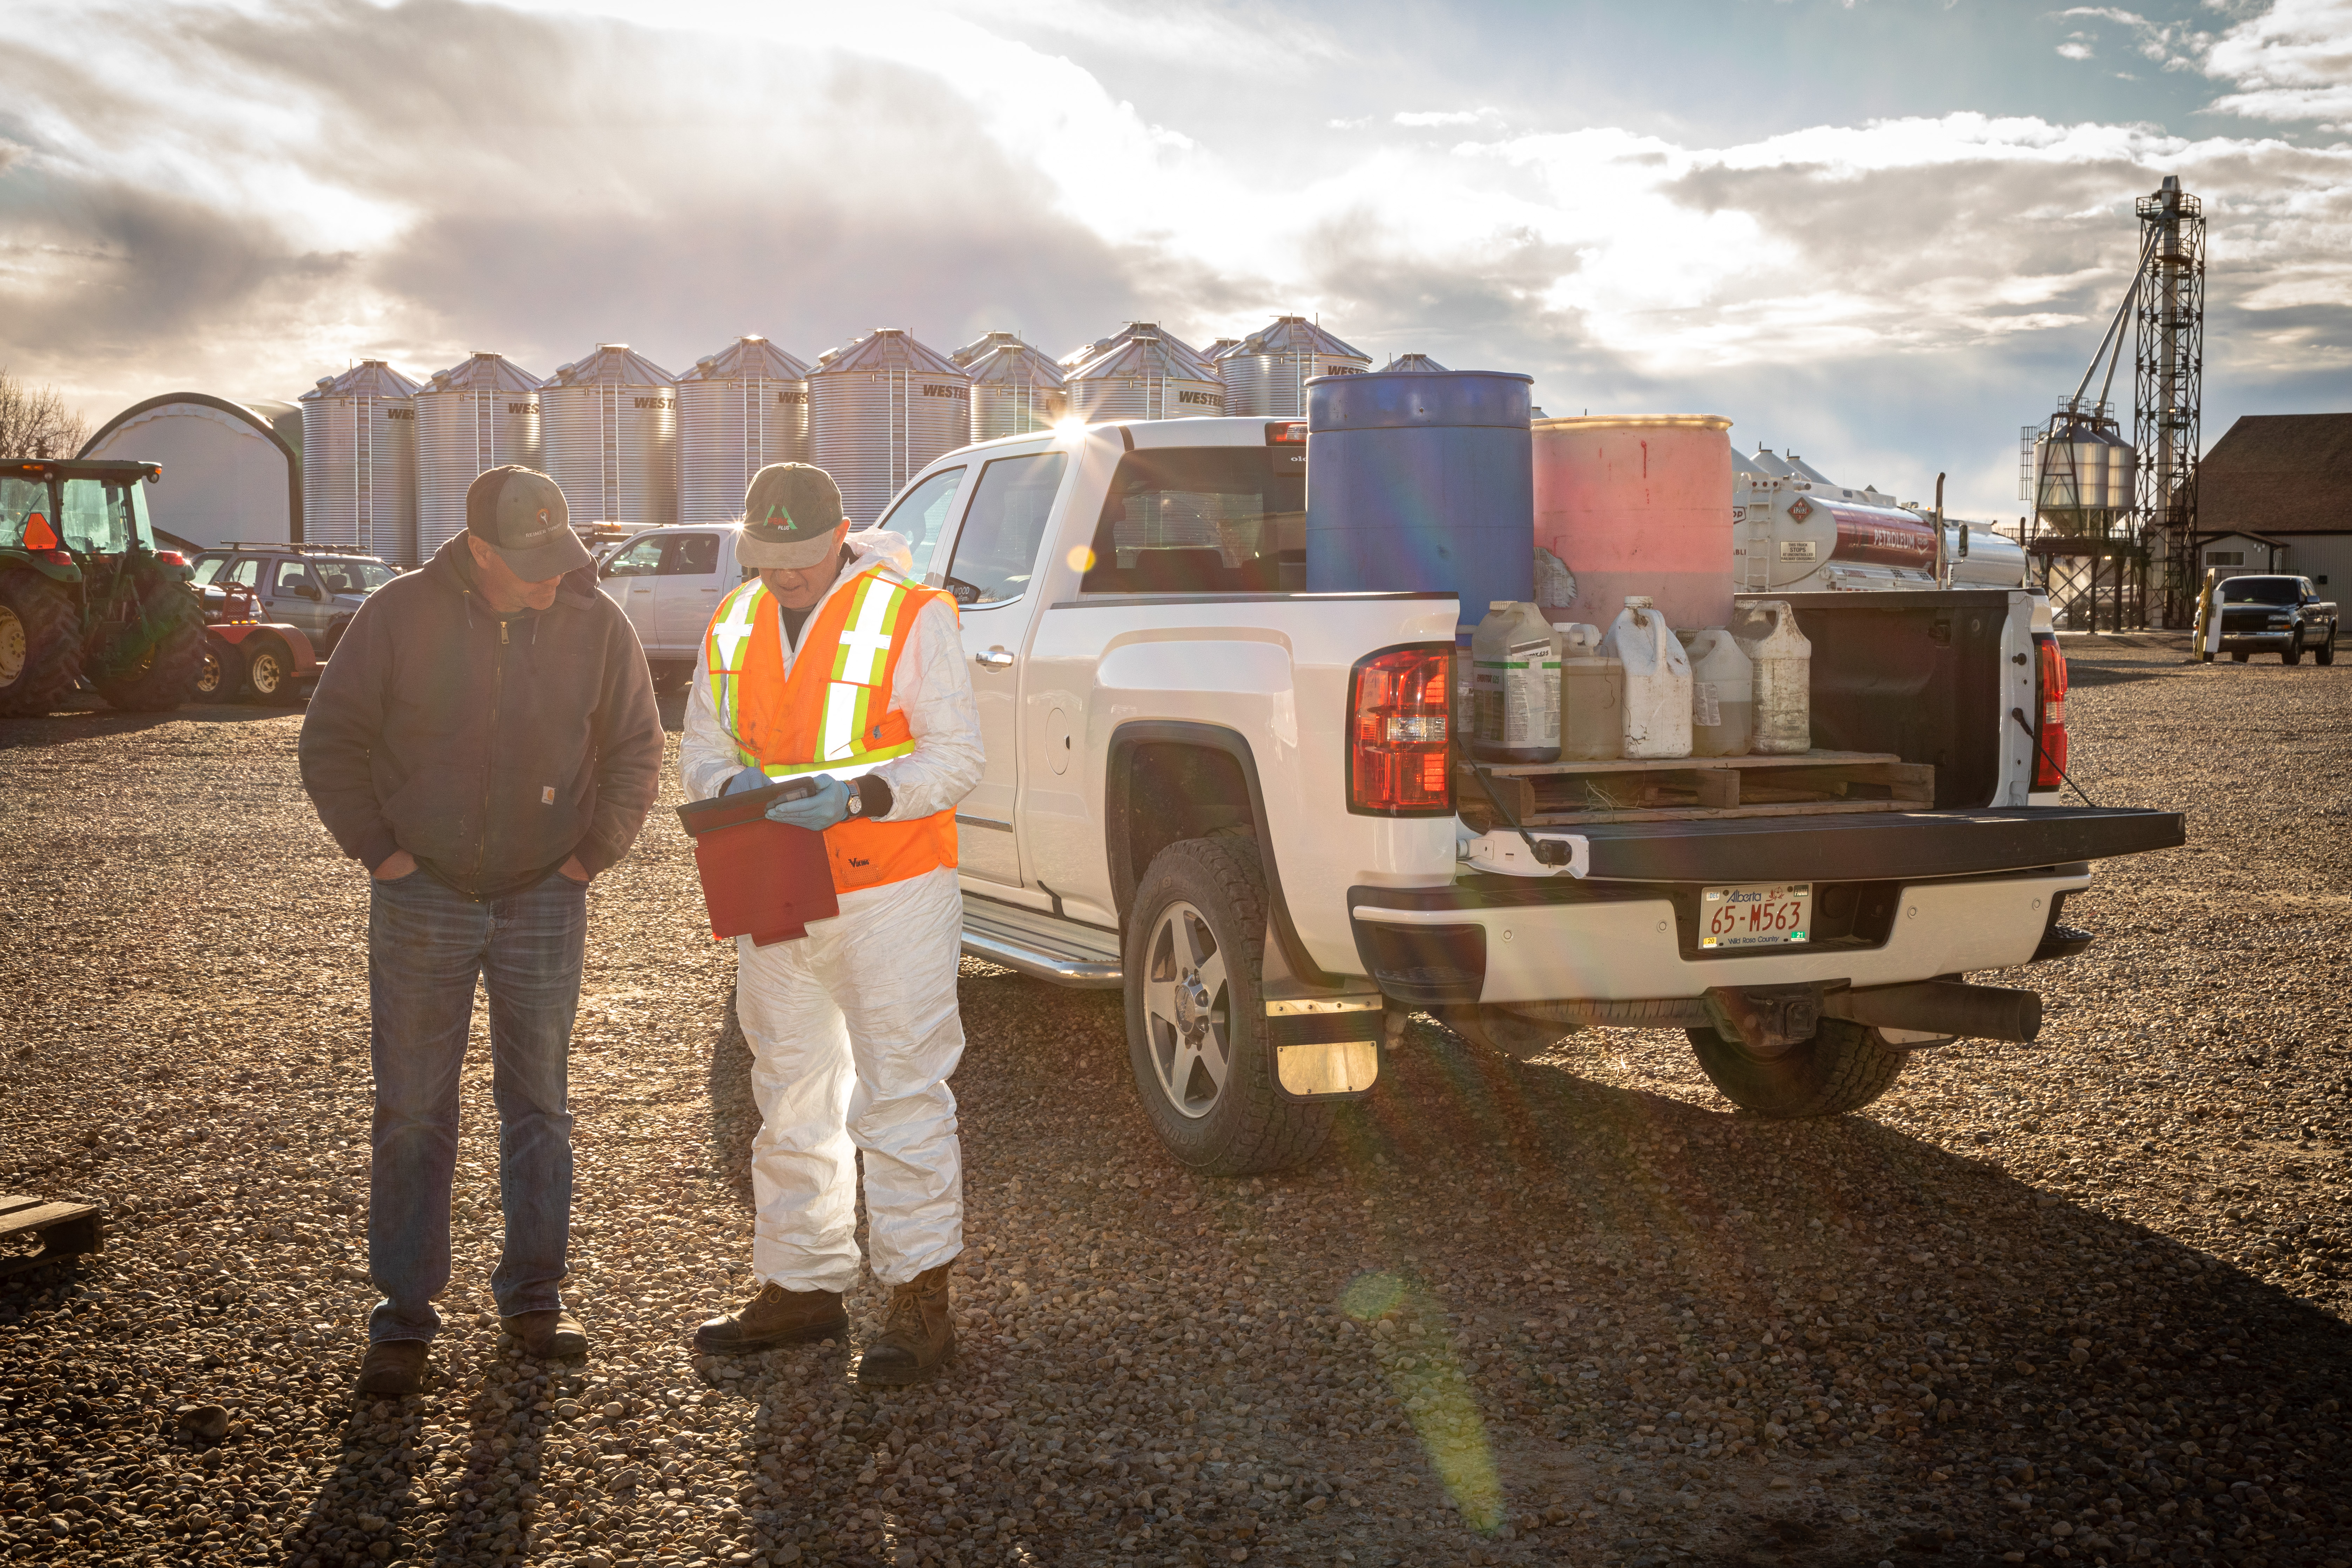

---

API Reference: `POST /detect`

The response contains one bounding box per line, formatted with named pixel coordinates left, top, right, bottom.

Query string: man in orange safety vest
left=680, top=463, right=982, bottom=1385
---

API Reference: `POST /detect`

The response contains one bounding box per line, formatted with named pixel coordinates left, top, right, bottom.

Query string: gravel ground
left=1, top=632, right=2348, bottom=1568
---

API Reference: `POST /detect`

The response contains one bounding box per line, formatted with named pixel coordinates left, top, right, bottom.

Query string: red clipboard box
left=675, top=782, right=840, bottom=946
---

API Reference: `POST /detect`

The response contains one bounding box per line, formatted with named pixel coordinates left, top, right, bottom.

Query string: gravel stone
left=1, top=635, right=2348, bottom=1568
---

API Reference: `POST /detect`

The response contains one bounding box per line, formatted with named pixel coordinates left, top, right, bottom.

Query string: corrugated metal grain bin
left=1222, top=316, right=1371, bottom=418
left=300, top=360, right=420, bottom=563
left=414, top=352, right=542, bottom=559
left=1066, top=334, right=1224, bottom=423
left=966, top=337, right=1067, bottom=441
left=808, top=328, right=969, bottom=527
left=539, top=344, right=678, bottom=530
left=678, top=336, right=812, bottom=523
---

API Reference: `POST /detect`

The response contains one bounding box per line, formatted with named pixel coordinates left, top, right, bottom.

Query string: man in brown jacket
left=299, top=467, right=662, bottom=1396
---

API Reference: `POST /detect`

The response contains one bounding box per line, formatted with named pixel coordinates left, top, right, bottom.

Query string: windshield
left=2219, top=577, right=2301, bottom=606
left=57, top=477, right=151, bottom=554
left=312, top=559, right=395, bottom=594
left=0, top=476, right=48, bottom=549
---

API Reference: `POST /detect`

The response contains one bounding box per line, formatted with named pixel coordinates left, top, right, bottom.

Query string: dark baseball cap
left=738, top=464, right=849, bottom=569
left=465, top=466, right=591, bottom=580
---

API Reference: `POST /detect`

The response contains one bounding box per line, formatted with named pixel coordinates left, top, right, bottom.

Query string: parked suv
left=2211, top=575, right=2338, bottom=665
left=187, top=544, right=396, bottom=657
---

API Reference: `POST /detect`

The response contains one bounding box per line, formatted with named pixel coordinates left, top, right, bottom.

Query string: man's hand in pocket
left=373, top=850, right=418, bottom=881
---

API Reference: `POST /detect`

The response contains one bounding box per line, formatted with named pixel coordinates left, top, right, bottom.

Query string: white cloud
left=1393, top=108, right=1501, bottom=128
left=2058, top=38, right=2097, bottom=59
left=2204, top=0, right=2352, bottom=121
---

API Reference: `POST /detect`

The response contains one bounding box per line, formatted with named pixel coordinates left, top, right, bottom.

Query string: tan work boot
left=694, top=1282, right=849, bottom=1353
left=355, top=1340, right=429, bottom=1397
left=857, top=1262, right=954, bottom=1386
left=503, top=1309, right=589, bottom=1360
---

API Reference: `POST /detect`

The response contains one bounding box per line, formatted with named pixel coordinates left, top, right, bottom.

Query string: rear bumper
left=1346, top=805, right=2181, bottom=1006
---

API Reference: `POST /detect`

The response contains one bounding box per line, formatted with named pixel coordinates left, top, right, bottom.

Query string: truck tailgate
left=1571, top=806, right=2183, bottom=884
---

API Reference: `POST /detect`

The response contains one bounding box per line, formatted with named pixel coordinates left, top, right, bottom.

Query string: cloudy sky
left=2, top=0, right=2347, bottom=515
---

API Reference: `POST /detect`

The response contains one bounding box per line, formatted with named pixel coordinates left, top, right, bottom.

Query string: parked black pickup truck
left=2212, top=575, right=2338, bottom=665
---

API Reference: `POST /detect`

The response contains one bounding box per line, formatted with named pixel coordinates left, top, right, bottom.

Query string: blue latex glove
left=721, top=767, right=770, bottom=797
left=765, top=773, right=852, bottom=832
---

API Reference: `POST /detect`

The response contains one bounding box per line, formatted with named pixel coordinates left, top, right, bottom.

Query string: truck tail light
left=2033, top=633, right=2069, bottom=791
left=1350, top=644, right=1453, bottom=815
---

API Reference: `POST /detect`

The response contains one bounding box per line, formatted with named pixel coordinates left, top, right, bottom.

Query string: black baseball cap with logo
left=464, top=466, right=592, bottom=580
left=737, top=463, right=849, bottom=569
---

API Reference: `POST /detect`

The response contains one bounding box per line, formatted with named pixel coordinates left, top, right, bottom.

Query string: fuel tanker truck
left=1731, top=445, right=2026, bottom=595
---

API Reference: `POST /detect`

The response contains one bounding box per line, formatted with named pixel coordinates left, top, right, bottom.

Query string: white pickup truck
left=846, top=415, right=2180, bottom=1174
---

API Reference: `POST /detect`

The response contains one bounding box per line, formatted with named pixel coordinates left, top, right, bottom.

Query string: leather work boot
left=694, top=1282, right=849, bottom=1354
left=856, top=1263, right=955, bottom=1386
left=503, top=1309, right=589, bottom=1360
left=354, top=1340, right=429, bottom=1398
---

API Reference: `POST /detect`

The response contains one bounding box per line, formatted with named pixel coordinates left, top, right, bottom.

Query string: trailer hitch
left=1703, top=983, right=1823, bottom=1058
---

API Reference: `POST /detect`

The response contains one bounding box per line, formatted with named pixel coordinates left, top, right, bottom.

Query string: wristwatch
left=844, top=788, right=865, bottom=817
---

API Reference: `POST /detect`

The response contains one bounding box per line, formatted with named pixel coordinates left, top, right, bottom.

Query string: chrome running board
left=960, top=893, right=1123, bottom=989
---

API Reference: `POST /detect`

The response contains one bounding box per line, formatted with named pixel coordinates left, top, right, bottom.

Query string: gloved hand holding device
left=765, top=772, right=853, bottom=832
left=722, top=766, right=771, bottom=797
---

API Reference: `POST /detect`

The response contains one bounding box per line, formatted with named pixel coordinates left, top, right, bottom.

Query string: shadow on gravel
left=0, top=704, right=301, bottom=748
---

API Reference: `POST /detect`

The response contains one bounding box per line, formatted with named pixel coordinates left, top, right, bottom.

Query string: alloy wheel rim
left=1141, top=899, right=1231, bottom=1120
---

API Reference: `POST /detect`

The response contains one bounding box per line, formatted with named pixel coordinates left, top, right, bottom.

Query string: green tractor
left=1, top=459, right=207, bottom=715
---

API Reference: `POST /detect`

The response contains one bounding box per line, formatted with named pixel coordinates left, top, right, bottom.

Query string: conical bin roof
left=682, top=336, right=811, bottom=382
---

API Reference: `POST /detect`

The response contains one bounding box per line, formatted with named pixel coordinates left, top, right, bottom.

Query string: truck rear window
left=1080, top=448, right=1305, bottom=594
left=2217, top=577, right=2301, bottom=605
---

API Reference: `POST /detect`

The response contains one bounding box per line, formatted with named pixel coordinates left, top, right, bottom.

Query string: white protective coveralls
left=680, top=531, right=984, bottom=1291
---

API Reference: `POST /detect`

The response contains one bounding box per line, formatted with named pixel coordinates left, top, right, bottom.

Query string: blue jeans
left=366, top=869, right=587, bottom=1344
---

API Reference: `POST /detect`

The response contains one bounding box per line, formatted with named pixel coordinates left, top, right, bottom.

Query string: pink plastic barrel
left=1532, top=415, right=1735, bottom=631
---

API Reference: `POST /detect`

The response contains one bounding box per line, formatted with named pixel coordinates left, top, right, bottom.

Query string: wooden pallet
left=1460, top=750, right=1934, bottom=827
left=0, top=1193, right=102, bottom=1277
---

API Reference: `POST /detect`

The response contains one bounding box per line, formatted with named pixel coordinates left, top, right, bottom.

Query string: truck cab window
left=602, top=537, right=665, bottom=577
left=877, top=466, right=967, bottom=583
left=664, top=534, right=721, bottom=575
left=1080, top=447, right=1305, bottom=595
left=942, top=453, right=1067, bottom=607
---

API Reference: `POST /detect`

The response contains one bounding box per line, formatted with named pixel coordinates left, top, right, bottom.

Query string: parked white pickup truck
left=850, top=415, right=2182, bottom=1174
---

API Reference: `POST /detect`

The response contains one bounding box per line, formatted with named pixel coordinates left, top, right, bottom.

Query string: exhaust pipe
left=1823, top=980, right=2042, bottom=1044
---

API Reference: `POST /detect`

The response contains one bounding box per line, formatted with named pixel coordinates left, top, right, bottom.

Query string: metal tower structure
left=2135, top=175, right=2205, bottom=626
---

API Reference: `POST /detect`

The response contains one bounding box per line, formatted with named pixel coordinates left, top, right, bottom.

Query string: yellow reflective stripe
left=832, top=576, right=903, bottom=687
left=709, top=579, right=766, bottom=672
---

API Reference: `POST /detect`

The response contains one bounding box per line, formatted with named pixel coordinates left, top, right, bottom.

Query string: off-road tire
left=244, top=636, right=303, bottom=706
left=2283, top=632, right=2303, bottom=667
left=1685, top=1017, right=1906, bottom=1118
left=194, top=634, right=241, bottom=703
left=0, top=570, right=84, bottom=716
left=2318, top=631, right=2336, bottom=667
left=92, top=582, right=205, bottom=711
left=1123, top=836, right=1336, bottom=1175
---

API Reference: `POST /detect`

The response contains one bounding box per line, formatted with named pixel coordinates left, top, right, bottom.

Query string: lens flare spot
left=1066, top=546, right=1096, bottom=573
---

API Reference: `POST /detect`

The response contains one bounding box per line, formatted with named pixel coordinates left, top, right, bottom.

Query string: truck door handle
left=974, top=648, right=1014, bottom=670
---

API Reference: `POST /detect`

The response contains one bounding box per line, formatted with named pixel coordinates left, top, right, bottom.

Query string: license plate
left=1700, top=883, right=1813, bottom=949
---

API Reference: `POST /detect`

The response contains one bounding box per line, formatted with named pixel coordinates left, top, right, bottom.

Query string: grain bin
left=966, top=337, right=1067, bottom=441
left=300, top=360, right=420, bottom=563
left=1532, top=414, right=1735, bottom=631
left=951, top=330, right=1026, bottom=367
left=539, top=344, right=679, bottom=530
left=678, top=336, right=811, bottom=523
left=414, top=352, right=543, bottom=558
left=1060, top=322, right=1216, bottom=380
left=1384, top=353, right=1449, bottom=372
left=807, top=328, right=969, bottom=527
left=1304, top=369, right=1534, bottom=626
left=1065, top=333, right=1223, bottom=423
left=1221, top=316, right=1370, bottom=418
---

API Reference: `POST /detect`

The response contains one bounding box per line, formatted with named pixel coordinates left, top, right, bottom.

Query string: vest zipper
left=475, top=615, right=507, bottom=888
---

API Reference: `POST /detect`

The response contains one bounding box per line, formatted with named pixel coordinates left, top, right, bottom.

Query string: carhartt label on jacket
left=541, top=786, right=556, bottom=805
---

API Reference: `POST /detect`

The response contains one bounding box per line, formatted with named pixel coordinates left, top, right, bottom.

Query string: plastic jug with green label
left=1471, top=601, right=1562, bottom=763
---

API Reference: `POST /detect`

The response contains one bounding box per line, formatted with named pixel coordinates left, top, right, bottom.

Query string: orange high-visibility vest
left=704, top=567, right=958, bottom=895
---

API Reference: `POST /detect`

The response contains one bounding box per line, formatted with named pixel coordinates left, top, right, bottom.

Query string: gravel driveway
left=1, top=633, right=2347, bottom=1568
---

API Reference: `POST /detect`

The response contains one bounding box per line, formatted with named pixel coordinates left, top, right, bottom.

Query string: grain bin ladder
left=0, top=1193, right=102, bottom=1278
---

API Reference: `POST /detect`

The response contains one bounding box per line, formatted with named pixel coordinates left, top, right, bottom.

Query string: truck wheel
left=243, top=636, right=302, bottom=705
left=1684, top=1018, right=1905, bottom=1118
left=2283, top=631, right=2304, bottom=666
left=1124, top=836, right=1336, bottom=1175
left=193, top=634, right=241, bottom=703
left=0, top=569, right=88, bottom=716
left=92, top=589, right=206, bottom=711
left=2318, top=631, right=2336, bottom=667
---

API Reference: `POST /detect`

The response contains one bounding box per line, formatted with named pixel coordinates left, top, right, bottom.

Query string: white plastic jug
left=1554, top=621, right=1623, bottom=761
left=1600, top=596, right=1691, bottom=759
left=1729, top=599, right=1812, bottom=755
left=1680, top=628, right=1755, bottom=757
left=1471, top=601, right=1562, bottom=763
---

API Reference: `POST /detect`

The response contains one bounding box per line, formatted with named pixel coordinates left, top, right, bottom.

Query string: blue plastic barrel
left=1304, top=369, right=1534, bottom=624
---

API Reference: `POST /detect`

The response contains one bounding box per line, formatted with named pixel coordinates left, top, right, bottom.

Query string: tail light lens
left=154, top=550, right=187, bottom=566
left=1350, top=644, right=1453, bottom=815
left=2033, top=633, right=2069, bottom=790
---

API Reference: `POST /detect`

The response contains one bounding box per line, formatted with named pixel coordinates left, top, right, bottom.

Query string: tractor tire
left=243, top=636, right=303, bottom=706
left=0, top=569, right=86, bottom=716
left=1685, top=1017, right=1906, bottom=1119
left=92, top=585, right=206, bottom=711
left=1124, top=835, right=1337, bottom=1176
left=194, top=634, right=242, bottom=703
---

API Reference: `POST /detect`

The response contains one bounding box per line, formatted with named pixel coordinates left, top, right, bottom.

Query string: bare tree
left=0, top=367, right=92, bottom=458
